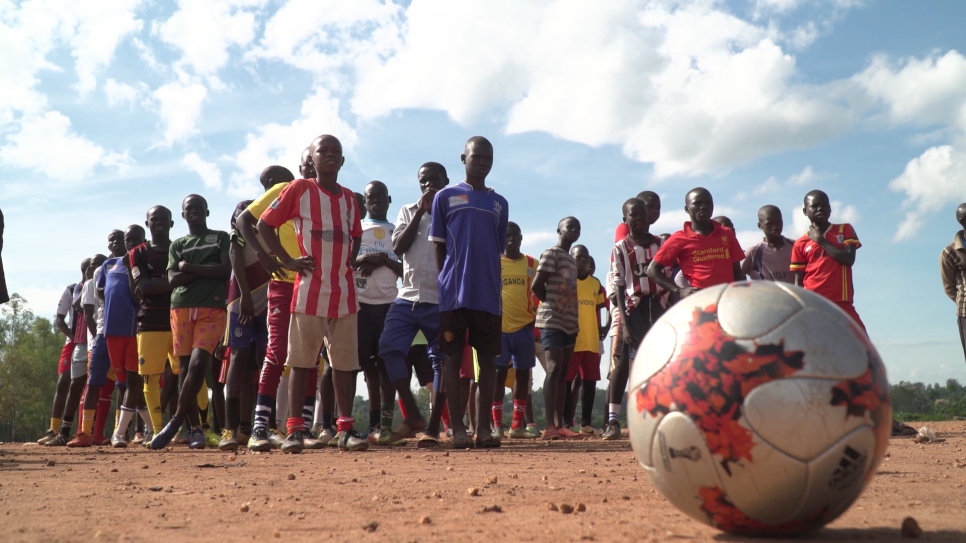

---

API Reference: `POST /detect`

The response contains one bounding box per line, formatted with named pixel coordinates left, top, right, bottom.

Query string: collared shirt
left=393, top=202, right=439, bottom=304
left=790, top=223, right=860, bottom=304
left=98, top=256, right=137, bottom=337
left=940, top=231, right=966, bottom=318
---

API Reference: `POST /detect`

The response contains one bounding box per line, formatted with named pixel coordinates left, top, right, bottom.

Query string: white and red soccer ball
left=628, top=281, right=891, bottom=536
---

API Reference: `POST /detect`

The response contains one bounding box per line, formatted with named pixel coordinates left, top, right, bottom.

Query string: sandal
left=417, top=434, right=441, bottom=448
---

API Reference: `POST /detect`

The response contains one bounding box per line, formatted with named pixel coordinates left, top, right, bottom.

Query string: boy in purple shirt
left=429, top=136, right=509, bottom=448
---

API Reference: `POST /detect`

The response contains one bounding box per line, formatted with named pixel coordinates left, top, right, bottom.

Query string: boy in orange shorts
left=151, top=194, right=231, bottom=450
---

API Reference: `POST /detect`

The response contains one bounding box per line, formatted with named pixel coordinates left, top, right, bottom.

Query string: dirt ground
left=1, top=422, right=965, bottom=543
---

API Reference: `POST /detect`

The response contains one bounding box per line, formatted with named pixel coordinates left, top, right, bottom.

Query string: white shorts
left=71, top=343, right=89, bottom=379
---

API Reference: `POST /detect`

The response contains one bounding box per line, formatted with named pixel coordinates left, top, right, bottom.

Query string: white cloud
left=855, top=51, right=966, bottom=128
left=226, top=87, right=356, bottom=198
left=736, top=229, right=763, bottom=251
left=0, top=110, right=132, bottom=182
left=350, top=1, right=852, bottom=178
left=67, top=0, right=144, bottom=95
left=150, top=80, right=208, bottom=145
left=521, top=231, right=557, bottom=249
left=790, top=199, right=859, bottom=236
left=104, top=78, right=140, bottom=107
left=181, top=152, right=223, bottom=190
left=889, top=145, right=966, bottom=241
left=155, top=0, right=266, bottom=79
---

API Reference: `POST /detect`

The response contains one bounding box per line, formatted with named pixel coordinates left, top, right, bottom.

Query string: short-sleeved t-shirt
left=355, top=218, right=399, bottom=305
left=97, top=257, right=137, bottom=337
left=535, top=246, right=579, bottom=334
left=259, top=179, right=362, bottom=318
left=742, top=238, right=795, bottom=283
left=428, top=182, right=509, bottom=315
left=129, top=243, right=172, bottom=332
left=575, top=275, right=605, bottom=353
left=394, top=202, right=438, bottom=304
left=57, top=284, right=74, bottom=344
left=228, top=201, right=271, bottom=316
left=611, top=233, right=665, bottom=309
left=167, top=229, right=231, bottom=309
left=501, top=254, right=537, bottom=333
left=653, top=222, right=743, bottom=289
left=790, top=223, right=861, bottom=303
left=247, top=182, right=297, bottom=284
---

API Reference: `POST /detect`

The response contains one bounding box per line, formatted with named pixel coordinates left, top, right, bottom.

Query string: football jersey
left=611, top=233, right=665, bottom=309
left=129, top=243, right=172, bottom=332
left=227, top=201, right=270, bottom=316
left=429, top=182, right=509, bottom=315
left=500, top=254, right=537, bottom=333
left=167, top=229, right=231, bottom=309
left=247, top=182, right=298, bottom=283
left=653, top=222, right=743, bottom=289
left=56, top=284, right=74, bottom=345
left=354, top=218, right=399, bottom=305
left=260, top=179, right=362, bottom=318
left=98, top=257, right=137, bottom=337
left=574, top=275, right=605, bottom=353
left=790, top=223, right=861, bottom=303
left=742, top=238, right=795, bottom=283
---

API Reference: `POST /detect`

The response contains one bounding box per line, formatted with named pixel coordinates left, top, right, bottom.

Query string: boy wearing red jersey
left=790, top=190, right=864, bottom=330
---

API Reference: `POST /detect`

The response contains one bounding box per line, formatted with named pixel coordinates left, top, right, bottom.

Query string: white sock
left=608, top=403, right=621, bottom=423
left=137, top=408, right=153, bottom=433
left=114, top=407, right=136, bottom=438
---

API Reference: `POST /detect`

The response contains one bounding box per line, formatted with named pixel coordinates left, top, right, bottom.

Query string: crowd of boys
left=35, top=133, right=888, bottom=452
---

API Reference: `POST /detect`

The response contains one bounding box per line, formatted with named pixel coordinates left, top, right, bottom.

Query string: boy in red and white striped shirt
left=257, top=134, right=367, bottom=453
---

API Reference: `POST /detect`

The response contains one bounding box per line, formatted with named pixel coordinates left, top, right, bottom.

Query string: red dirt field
left=2, top=422, right=965, bottom=543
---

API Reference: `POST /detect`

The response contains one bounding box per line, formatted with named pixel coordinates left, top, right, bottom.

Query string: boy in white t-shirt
left=354, top=181, right=403, bottom=443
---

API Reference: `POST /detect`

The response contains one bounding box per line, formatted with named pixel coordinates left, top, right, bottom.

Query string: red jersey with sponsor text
left=790, top=223, right=861, bottom=304
left=653, top=222, right=743, bottom=289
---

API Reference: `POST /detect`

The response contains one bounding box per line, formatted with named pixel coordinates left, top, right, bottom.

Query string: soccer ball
left=628, top=281, right=891, bottom=536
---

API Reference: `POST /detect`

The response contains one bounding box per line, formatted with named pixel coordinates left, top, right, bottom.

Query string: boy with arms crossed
left=151, top=195, right=231, bottom=449
left=257, top=134, right=367, bottom=453
left=532, top=217, right=581, bottom=440
left=430, top=136, right=509, bottom=449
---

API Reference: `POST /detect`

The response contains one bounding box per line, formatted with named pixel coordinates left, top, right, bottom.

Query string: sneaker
left=601, top=421, right=621, bottom=440
left=339, top=430, right=369, bottom=452
left=218, top=429, right=239, bottom=452
left=508, top=427, right=534, bottom=439
left=175, top=429, right=190, bottom=445
left=67, top=433, right=93, bottom=448
left=45, top=434, right=68, bottom=447
left=303, top=432, right=326, bottom=450
left=204, top=428, right=220, bottom=447
left=189, top=427, right=206, bottom=450
left=366, top=426, right=380, bottom=444
left=37, top=429, right=57, bottom=445
left=328, top=431, right=345, bottom=448
left=579, top=425, right=600, bottom=436
left=542, top=427, right=561, bottom=441
left=491, top=426, right=505, bottom=441
left=377, top=430, right=408, bottom=446
left=267, top=429, right=286, bottom=449
left=131, top=432, right=145, bottom=445
left=317, top=426, right=336, bottom=446
left=310, top=423, right=323, bottom=438
left=558, top=427, right=581, bottom=438
left=281, top=431, right=305, bottom=454
left=111, top=434, right=128, bottom=448
left=141, top=431, right=154, bottom=448
left=150, top=419, right=182, bottom=450
left=524, top=426, right=541, bottom=439
left=247, top=427, right=271, bottom=452
left=93, top=435, right=111, bottom=446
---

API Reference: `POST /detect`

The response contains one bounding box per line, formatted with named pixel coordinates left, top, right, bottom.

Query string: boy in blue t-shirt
left=428, top=136, right=509, bottom=448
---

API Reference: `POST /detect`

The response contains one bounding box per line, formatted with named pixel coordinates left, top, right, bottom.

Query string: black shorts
left=615, top=296, right=665, bottom=360
left=406, top=344, right=434, bottom=386
left=439, top=308, right=502, bottom=358
left=358, top=302, right=391, bottom=373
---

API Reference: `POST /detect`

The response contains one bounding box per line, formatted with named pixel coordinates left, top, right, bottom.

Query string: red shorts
left=567, top=351, right=601, bottom=382
left=107, top=335, right=138, bottom=383
left=836, top=302, right=866, bottom=333
left=58, top=341, right=75, bottom=375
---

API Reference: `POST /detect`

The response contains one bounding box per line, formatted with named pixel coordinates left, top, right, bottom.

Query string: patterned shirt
left=260, top=179, right=362, bottom=318
left=535, top=246, right=579, bottom=335
left=611, top=233, right=665, bottom=310
left=940, top=231, right=966, bottom=318
left=228, top=200, right=270, bottom=316
left=790, top=223, right=861, bottom=304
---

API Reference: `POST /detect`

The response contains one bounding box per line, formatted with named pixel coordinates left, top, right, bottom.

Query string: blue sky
left=3, top=0, right=966, bottom=390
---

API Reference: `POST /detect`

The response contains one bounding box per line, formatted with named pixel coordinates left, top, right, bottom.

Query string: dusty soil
left=2, top=422, right=965, bottom=543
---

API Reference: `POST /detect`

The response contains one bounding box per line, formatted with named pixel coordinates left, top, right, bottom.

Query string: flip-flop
left=451, top=435, right=476, bottom=449
left=389, top=420, right=426, bottom=443
left=417, top=434, right=441, bottom=448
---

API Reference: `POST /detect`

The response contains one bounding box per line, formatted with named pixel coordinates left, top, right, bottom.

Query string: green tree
left=0, top=294, right=61, bottom=442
